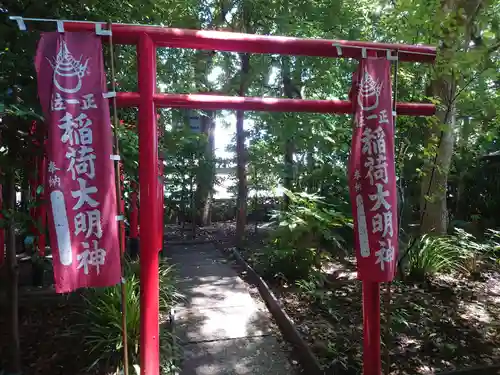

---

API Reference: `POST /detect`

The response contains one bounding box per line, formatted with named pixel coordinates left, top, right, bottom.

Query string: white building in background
left=213, top=113, right=282, bottom=200
left=160, top=64, right=283, bottom=200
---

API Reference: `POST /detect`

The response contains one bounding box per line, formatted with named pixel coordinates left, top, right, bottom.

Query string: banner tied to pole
left=35, top=32, right=121, bottom=293
left=348, top=58, right=398, bottom=282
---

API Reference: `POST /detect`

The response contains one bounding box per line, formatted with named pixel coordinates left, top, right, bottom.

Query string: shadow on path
left=168, top=243, right=292, bottom=375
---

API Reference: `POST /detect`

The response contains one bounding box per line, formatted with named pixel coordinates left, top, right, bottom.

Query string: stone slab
left=176, top=277, right=255, bottom=308
left=176, top=263, right=238, bottom=282
left=170, top=254, right=231, bottom=268
left=168, top=244, right=220, bottom=257
left=172, top=243, right=292, bottom=375
left=175, top=306, right=272, bottom=343
left=180, top=336, right=292, bottom=375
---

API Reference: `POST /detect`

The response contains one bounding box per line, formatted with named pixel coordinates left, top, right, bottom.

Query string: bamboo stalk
left=107, top=22, right=130, bottom=375
left=384, top=49, right=399, bottom=375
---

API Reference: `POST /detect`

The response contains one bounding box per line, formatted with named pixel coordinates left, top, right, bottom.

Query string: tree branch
left=451, top=65, right=490, bottom=105
left=487, top=40, right=500, bottom=54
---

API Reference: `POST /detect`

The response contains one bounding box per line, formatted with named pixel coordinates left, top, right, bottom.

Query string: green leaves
left=405, top=227, right=498, bottom=281
left=255, top=189, right=351, bottom=282
left=73, top=258, right=181, bottom=374
left=407, top=234, right=463, bottom=281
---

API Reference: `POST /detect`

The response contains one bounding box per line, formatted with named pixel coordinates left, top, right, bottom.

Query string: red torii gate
left=10, top=17, right=437, bottom=375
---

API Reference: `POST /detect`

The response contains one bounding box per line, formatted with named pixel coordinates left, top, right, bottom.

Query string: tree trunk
left=253, top=173, right=259, bottom=234
left=419, top=0, right=481, bottom=234
left=454, top=117, right=473, bottom=220
left=307, top=148, right=315, bottom=192
left=180, top=171, right=187, bottom=228
left=420, top=95, right=456, bottom=234
left=283, top=138, right=294, bottom=210
left=235, top=53, right=250, bottom=248
left=281, top=56, right=300, bottom=211
left=190, top=174, right=196, bottom=239
left=191, top=4, right=230, bottom=227
left=5, top=169, right=21, bottom=374
left=196, top=112, right=215, bottom=226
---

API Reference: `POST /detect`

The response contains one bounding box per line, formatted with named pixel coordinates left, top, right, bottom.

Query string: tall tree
left=281, top=56, right=302, bottom=210
left=234, top=0, right=253, bottom=247
left=193, top=1, right=232, bottom=225
left=235, top=54, right=251, bottom=246
left=418, top=0, right=500, bottom=233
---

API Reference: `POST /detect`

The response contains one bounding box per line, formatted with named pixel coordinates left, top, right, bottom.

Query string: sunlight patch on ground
left=486, top=275, right=500, bottom=294
left=398, top=335, right=422, bottom=349
left=459, top=301, right=492, bottom=324
left=434, top=274, right=458, bottom=284
left=416, top=364, right=435, bottom=374
left=321, top=262, right=357, bottom=280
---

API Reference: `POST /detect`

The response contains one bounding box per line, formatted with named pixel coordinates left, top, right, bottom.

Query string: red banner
left=35, top=32, right=121, bottom=293
left=348, top=58, right=398, bottom=282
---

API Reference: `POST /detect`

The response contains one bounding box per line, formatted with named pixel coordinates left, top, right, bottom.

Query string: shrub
left=405, top=228, right=496, bottom=281
left=257, top=190, right=351, bottom=282
left=159, top=260, right=184, bottom=310
left=258, top=245, right=320, bottom=282
left=406, top=234, right=462, bottom=281
left=72, top=257, right=181, bottom=374
left=454, top=228, right=497, bottom=277
left=487, top=229, right=500, bottom=255
left=271, top=190, right=350, bottom=251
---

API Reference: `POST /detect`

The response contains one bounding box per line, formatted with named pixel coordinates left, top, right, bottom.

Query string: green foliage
left=117, top=124, right=139, bottom=187
left=406, top=234, right=464, bottom=281
left=2, top=0, right=499, bottom=237
left=258, top=245, right=321, bottom=282
left=159, top=259, right=184, bottom=310
left=1, top=1, right=500, bottom=372
left=162, top=122, right=217, bottom=222
left=405, top=228, right=497, bottom=280
left=454, top=228, right=497, bottom=276
left=76, top=259, right=141, bottom=372
left=73, top=258, right=181, bottom=374
left=257, top=190, right=351, bottom=282
left=295, top=273, right=334, bottom=312
left=272, top=190, right=351, bottom=250
left=487, top=229, right=500, bottom=254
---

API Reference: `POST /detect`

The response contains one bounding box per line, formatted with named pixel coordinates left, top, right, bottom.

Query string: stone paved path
left=169, top=243, right=292, bottom=375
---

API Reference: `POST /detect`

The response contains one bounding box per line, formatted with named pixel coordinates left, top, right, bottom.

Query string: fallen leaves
left=209, top=222, right=500, bottom=374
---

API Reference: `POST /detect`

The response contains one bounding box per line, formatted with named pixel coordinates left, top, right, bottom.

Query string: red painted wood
left=63, top=22, right=436, bottom=63
left=114, top=92, right=435, bottom=116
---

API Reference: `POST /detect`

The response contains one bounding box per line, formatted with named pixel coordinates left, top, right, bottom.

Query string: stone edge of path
left=166, top=239, right=215, bottom=246
left=224, top=247, right=500, bottom=375
left=437, top=364, right=500, bottom=375
left=228, top=247, right=325, bottom=375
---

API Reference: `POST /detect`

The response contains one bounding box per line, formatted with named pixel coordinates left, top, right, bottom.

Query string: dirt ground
left=2, top=223, right=499, bottom=374
left=199, top=222, right=500, bottom=374
left=0, top=292, right=100, bottom=375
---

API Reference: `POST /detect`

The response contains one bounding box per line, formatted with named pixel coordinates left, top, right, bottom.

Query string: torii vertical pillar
left=137, top=33, right=160, bottom=375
